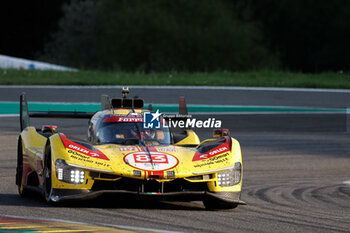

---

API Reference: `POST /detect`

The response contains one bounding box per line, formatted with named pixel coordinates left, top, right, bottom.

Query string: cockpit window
left=94, top=117, right=171, bottom=145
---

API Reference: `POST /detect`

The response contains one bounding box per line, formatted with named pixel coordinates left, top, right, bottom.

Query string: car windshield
left=95, top=121, right=171, bottom=145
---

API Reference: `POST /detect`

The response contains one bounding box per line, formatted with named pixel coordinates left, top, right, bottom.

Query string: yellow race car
left=16, top=89, right=244, bottom=209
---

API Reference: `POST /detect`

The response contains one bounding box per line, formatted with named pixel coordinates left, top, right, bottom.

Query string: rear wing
left=163, top=96, right=189, bottom=123
left=20, top=93, right=95, bottom=131
left=20, top=90, right=148, bottom=131
left=101, top=95, right=110, bottom=110
left=19, top=90, right=189, bottom=131
left=20, top=94, right=30, bottom=131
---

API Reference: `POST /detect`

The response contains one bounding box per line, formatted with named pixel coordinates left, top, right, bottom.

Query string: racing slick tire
left=16, top=137, right=30, bottom=197
left=203, top=198, right=238, bottom=210
left=43, top=144, right=53, bottom=203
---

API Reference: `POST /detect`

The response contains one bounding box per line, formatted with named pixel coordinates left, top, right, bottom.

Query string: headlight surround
left=55, top=159, right=85, bottom=184
left=217, top=162, right=241, bottom=187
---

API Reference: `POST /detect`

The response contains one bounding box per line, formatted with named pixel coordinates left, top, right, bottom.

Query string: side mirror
left=213, top=129, right=230, bottom=137
left=41, top=125, right=58, bottom=134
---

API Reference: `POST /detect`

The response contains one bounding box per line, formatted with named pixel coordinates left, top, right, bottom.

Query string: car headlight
left=55, top=159, right=85, bottom=184
left=217, top=162, right=241, bottom=187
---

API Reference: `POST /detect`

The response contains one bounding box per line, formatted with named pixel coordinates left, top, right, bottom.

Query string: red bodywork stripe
left=60, top=134, right=109, bottom=161
left=103, top=117, right=143, bottom=122
left=43, top=125, right=57, bottom=129
left=192, top=137, right=231, bottom=161
left=146, top=171, right=164, bottom=178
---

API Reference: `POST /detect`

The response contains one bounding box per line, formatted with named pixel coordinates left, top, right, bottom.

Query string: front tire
left=43, top=145, right=53, bottom=203
left=16, top=137, right=30, bottom=197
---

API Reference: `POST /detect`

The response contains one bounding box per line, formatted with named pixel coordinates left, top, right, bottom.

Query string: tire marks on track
left=243, top=180, right=350, bottom=232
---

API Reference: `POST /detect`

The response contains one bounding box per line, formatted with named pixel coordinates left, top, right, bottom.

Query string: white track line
left=0, top=214, right=182, bottom=233
left=1, top=85, right=350, bottom=93
left=0, top=114, right=18, bottom=117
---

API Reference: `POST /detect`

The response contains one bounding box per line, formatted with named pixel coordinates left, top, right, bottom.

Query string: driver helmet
left=142, top=129, right=156, bottom=139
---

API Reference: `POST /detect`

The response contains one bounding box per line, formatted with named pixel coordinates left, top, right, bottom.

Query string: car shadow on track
left=59, top=195, right=207, bottom=211
left=0, top=193, right=207, bottom=210
left=0, top=193, right=50, bottom=207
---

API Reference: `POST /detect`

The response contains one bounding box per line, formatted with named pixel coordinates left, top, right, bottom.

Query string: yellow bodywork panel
left=20, top=127, right=47, bottom=174
left=174, top=130, right=200, bottom=146
left=21, top=127, right=47, bottom=155
left=21, top=126, right=242, bottom=194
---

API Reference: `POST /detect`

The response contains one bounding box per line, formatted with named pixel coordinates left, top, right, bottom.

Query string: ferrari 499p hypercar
left=16, top=89, right=245, bottom=209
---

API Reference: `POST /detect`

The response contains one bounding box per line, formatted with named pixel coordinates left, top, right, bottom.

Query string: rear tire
left=203, top=199, right=238, bottom=210
left=16, top=138, right=30, bottom=197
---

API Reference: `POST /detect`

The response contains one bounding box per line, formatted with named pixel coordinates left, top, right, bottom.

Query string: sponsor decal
left=124, top=152, right=178, bottom=171
left=103, top=116, right=143, bottom=122
left=156, top=147, right=178, bottom=153
left=68, top=150, right=111, bottom=168
left=193, top=153, right=229, bottom=168
left=192, top=143, right=230, bottom=161
left=119, top=146, right=137, bottom=151
left=60, top=134, right=109, bottom=160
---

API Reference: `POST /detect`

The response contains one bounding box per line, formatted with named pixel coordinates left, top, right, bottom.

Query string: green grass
left=0, top=69, right=349, bottom=88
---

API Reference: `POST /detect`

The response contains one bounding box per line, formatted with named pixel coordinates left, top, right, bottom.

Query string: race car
left=16, top=88, right=245, bottom=209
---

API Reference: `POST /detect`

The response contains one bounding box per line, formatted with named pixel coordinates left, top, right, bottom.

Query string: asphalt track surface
left=0, top=86, right=350, bottom=232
